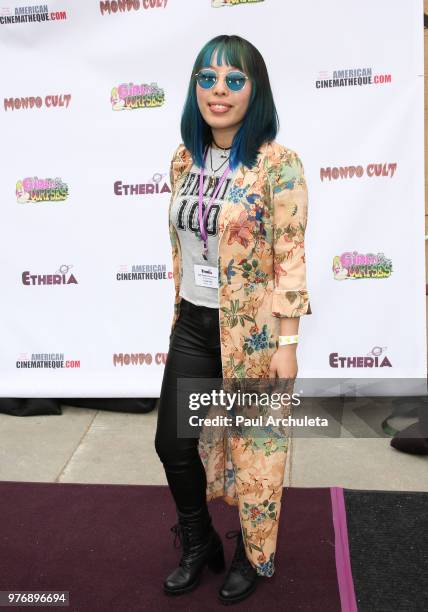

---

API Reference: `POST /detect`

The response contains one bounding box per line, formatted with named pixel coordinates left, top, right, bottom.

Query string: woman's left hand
left=268, top=345, right=298, bottom=379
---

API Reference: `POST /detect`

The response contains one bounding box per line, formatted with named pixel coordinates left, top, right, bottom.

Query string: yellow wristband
left=278, top=335, right=299, bottom=346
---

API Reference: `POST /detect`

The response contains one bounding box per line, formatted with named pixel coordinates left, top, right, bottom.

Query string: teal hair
left=180, top=34, right=279, bottom=170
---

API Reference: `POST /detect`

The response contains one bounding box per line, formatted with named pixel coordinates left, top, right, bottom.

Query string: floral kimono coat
left=167, top=139, right=312, bottom=577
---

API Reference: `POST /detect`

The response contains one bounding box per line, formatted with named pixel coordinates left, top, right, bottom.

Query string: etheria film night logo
left=114, top=172, right=170, bottom=196
left=332, top=251, right=393, bottom=280
left=316, top=67, right=392, bottom=89
left=330, top=346, right=392, bottom=369
left=111, top=82, right=165, bottom=110
left=22, top=264, right=78, bottom=286
left=16, top=177, right=69, bottom=203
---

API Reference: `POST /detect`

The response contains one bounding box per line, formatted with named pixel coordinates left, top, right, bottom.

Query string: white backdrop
left=0, top=0, right=425, bottom=397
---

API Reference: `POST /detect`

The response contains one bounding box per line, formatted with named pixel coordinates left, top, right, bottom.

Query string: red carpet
left=0, top=482, right=341, bottom=611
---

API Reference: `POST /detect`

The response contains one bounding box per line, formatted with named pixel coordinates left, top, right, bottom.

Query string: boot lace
left=170, top=520, right=211, bottom=570
left=170, top=523, right=191, bottom=568
left=170, top=521, right=197, bottom=549
left=170, top=523, right=183, bottom=549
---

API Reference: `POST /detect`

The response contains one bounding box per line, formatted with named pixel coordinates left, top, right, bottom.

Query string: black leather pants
left=155, top=297, right=223, bottom=514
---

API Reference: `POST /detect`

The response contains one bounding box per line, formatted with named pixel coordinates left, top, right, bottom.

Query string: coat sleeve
left=270, top=147, right=312, bottom=318
left=168, top=144, right=185, bottom=331
left=169, top=156, right=175, bottom=192
left=168, top=149, right=177, bottom=246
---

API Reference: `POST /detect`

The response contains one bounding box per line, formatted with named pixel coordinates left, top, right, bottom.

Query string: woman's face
left=196, top=52, right=252, bottom=134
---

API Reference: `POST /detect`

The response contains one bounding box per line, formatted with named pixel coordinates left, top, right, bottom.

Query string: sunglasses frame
left=194, top=68, right=249, bottom=92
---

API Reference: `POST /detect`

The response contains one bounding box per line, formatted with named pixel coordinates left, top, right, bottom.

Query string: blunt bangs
left=200, top=40, right=249, bottom=79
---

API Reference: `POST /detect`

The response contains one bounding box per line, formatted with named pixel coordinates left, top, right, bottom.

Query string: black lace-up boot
left=218, top=529, right=258, bottom=605
left=163, top=507, right=225, bottom=595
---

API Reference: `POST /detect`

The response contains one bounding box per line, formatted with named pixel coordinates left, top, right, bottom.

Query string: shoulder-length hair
left=180, top=34, right=279, bottom=171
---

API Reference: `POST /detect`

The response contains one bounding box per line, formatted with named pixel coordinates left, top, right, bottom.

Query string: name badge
left=193, top=264, right=219, bottom=289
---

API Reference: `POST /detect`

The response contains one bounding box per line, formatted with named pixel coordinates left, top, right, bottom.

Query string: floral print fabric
left=167, top=140, right=312, bottom=576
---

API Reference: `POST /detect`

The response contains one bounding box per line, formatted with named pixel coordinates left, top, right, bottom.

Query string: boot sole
left=218, top=579, right=258, bottom=605
left=164, top=577, right=200, bottom=596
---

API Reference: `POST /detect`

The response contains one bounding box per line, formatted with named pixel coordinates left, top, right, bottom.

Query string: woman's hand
left=269, top=345, right=298, bottom=379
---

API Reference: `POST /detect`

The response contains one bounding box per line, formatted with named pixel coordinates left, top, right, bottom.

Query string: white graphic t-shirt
left=170, top=145, right=238, bottom=308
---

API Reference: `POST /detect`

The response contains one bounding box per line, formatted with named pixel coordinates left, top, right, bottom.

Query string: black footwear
left=163, top=507, right=225, bottom=595
left=218, top=529, right=258, bottom=605
left=391, top=422, right=428, bottom=455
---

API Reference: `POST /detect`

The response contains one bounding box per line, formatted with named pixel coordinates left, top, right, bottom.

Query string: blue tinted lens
left=226, top=72, right=247, bottom=91
left=197, top=70, right=217, bottom=89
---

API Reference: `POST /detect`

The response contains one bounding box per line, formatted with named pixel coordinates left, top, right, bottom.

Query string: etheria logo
left=22, top=264, right=78, bottom=286
left=111, top=82, right=164, bottom=110
left=332, top=251, right=393, bottom=280
left=114, top=172, right=170, bottom=196
left=212, top=0, right=264, bottom=6
left=316, top=67, right=392, bottom=89
left=16, top=177, right=69, bottom=203
left=330, top=346, right=392, bottom=368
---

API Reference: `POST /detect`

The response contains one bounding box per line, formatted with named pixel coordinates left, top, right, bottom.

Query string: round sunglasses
left=194, top=68, right=249, bottom=92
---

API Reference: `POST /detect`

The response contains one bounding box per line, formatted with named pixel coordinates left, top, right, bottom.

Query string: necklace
left=198, top=146, right=231, bottom=259
left=207, top=145, right=230, bottom=189
left=212, top=138, right=231, bottom=158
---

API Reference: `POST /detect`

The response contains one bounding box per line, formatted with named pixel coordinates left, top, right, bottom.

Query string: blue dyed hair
left=180, top=35, right=279, bottom=170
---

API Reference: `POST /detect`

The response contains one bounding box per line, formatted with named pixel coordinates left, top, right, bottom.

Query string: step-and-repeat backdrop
left=0, top=0, right=425, bottom=396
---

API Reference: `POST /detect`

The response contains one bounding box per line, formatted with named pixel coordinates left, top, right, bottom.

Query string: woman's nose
left=212, top=75, right=228, bottom=95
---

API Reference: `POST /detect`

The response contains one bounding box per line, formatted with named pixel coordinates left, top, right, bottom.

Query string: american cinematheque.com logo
left=16, top=177, right=69, bottom=203
left=332, top=251, right=393, bottom=280
left=16, top=353, right=80, bottom=369
left=212, top=0, right=265, bottom=6
left=117, top=263, right=173, bottom=281
left=316, top=67, right=392, bottom=89
left=111, top=82, right=164, bottom=110
left=0, top=5, right=67, bottom=24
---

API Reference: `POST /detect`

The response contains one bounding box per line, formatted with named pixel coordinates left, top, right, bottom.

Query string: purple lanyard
left=198, top=145, right=231, bottom=260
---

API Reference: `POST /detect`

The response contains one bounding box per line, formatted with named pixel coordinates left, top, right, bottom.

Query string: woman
left=155, top=34, right=311, bottom=605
